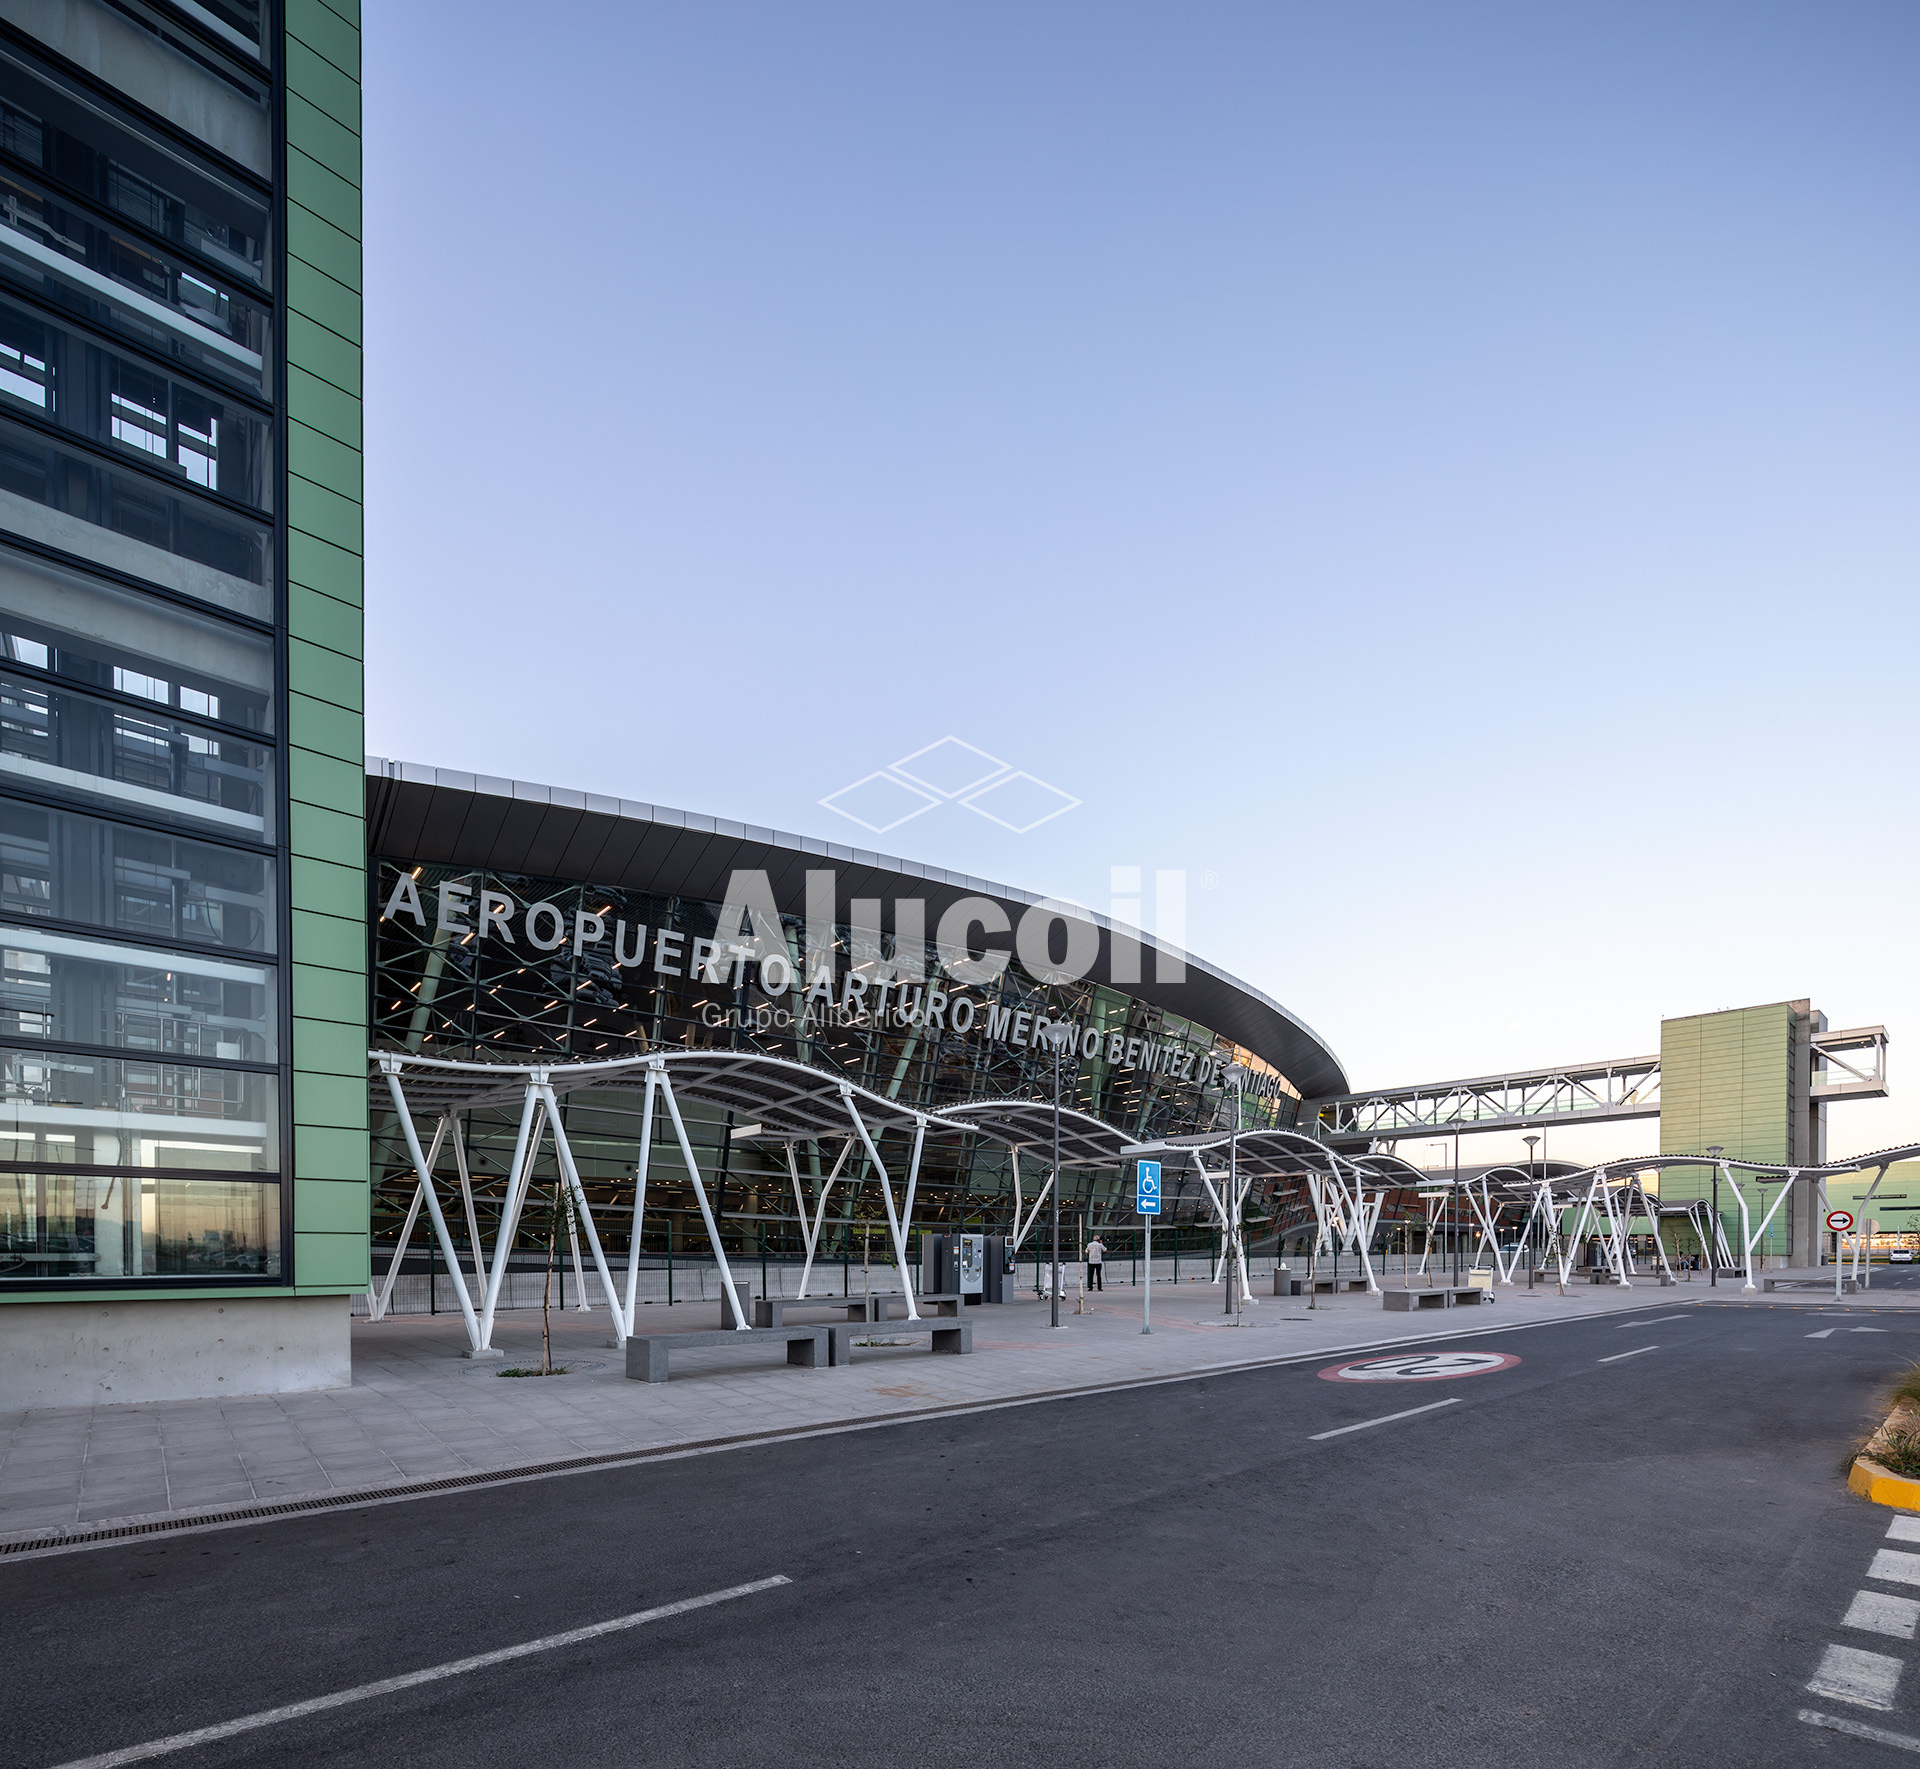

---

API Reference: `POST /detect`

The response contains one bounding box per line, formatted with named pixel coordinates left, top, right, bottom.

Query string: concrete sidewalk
left=2, top=1268, right=1910, bottom=1547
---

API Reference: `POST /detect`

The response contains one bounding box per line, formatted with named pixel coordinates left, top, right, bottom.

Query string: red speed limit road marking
left=1319, top=1351, right=1522, bottom=1382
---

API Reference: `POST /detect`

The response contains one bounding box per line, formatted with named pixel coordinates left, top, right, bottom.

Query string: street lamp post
left=1050, top=1027, right=1065, bottom=1330
left=1523, top=1135, right=1540, bottom=1281
left=1225, top=1064, right=1246, bottom=1323
left=1707, top=1145, right=1723, bottom=1288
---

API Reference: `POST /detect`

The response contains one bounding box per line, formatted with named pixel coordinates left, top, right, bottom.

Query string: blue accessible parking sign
left=1136, top=1160, right=1161, bottom=1215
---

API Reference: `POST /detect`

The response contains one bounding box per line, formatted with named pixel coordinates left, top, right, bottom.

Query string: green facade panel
left=291, top=907, right=366, bottom=973
left=285, top=0, right=368, bottom=1295
left=289, top=474, right=366, bottom=553
left=289, top=421, right=364, bottom=500
left=287, top=312, right=363, bottom=396
left=290, top=745, right=367, bottom=811
left=285, top=37, right=361, bottom=133
left=290, top=529, right=364, bottom=604
left=289, top=636, right=364, bottom=711
left=294, top=1232, right=371, bottom=1291
left=286, top=368, right=363, bottom=448
left=289, top=690, right=362, bottom=761
left=296, top=1179, right=372, bottom=1236
left=287, top=91, right=361, bottom=183
left=287, top=0, right=363, bottom=82
left=290, top=800, right=365, bottom=868
left=288, top=584, right=363, bottom=660
left=287, top=257, right=362, bottom=345
left=288, top=146, right=362, bottom=237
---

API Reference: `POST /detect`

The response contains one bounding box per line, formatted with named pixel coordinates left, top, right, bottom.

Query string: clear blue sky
left=363, top=2, right=1919, bottom=1164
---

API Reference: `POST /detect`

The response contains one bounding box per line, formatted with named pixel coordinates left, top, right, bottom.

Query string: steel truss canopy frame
left=1392, top=1141, right=1920, bottom=1296
left=1299, top=1025, right=1889, bottom=1146
left=369, top=1049, right=1163, bottom=1355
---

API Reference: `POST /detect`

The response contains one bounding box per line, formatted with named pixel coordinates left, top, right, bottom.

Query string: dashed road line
left=1800, top=1709, right=1920, bottom=1752
left=1889, top=1517, right=1920, bottom=1545
left=1597, top=1346, right=1659, bottom=1364
left=1807, top=1329, right=1837, bottom=1339
left=41, top=1575, right=792, bottom=1768
left=1807, top=1643, right=1903, bottom=1710
left=1870, top=1549, right=1920, bottom=1587
left=1845, top=1591, right=1920, bottom=1640
left=1308, top=1398, right=1462, bottom=1441
left=1614, top=1314, right=1692, bottom=1328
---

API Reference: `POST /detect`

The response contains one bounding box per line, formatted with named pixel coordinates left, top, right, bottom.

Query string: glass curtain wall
left=369, top=860, right=1301, bottom=1263
left=0, top=1, right=281, bottom=1285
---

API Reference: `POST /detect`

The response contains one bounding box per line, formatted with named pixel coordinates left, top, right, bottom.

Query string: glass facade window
left=0, top=797, right=272, bottom=950
left=0, top=161, right=269, bottom=394
left=0, top=928, right=276, bottom=1059
left=0, top=0, right=345, bottom=1299
left=0, top=1043, right=277, bottom=1167
left=0, top=1170, right=279, bottom=1279
left=0, top=544, right=273, bottom=721
left=0, top=667, right=272, bottom=838
left=0, top=410, right=270, bottom=607
left=0, top=293, right=270, bottom=507
left=0, top=39, right=268, bottom=285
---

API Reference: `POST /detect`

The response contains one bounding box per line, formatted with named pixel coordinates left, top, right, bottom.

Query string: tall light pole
left=1707, top=1145, right=1723, bottom=1288
left=1225, top=1063, right=1246, bottom=1322
left=1523, top=1134, right=1540, bottom=1276
left=1050, top=1024, right=1065, bottom=1330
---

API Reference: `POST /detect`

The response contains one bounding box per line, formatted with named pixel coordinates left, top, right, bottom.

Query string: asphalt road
left=8, top=1300, right=1920, bottom=1769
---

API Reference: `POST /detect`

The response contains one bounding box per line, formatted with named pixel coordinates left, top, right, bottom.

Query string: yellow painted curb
left=1854, top=1397, right=1920, bottom=1510
left=1851, top=1454, right=1920, bottom=1510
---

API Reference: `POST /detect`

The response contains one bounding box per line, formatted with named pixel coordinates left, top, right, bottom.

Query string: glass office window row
left=0, top=666, right=272, bottom=837
left=0, top=0, right=281, bottom=1288
left=0, top=291, right=271, bottom=507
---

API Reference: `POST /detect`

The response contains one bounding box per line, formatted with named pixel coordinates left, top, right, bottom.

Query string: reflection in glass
left=0, top=165, right=268, bottom=394
left=0, top=798, right=273, bottom=950
left=0, top=1043, right=276, bottom=1168
left=0, top=1169, right=279, bottom=1279
left=0, top=930, right=276, bottom=1060
left=0, top=545, right=273, bottom=728
left=0, top=295, right=269, bottom=509
left=0, top=669, right=271, bottom=837
left=0, top=41, right=267, bottom=285
left=0, top=412, right=269, bottom=609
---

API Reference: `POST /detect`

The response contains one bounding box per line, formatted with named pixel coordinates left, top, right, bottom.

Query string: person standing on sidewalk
left=1086, top=1234, right=1106, bottom=1291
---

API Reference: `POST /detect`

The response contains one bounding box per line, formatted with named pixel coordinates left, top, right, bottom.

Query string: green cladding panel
left=285, top=0, right=369, bottom=1294
left=1657, top=1002, right=1799, bottom=1258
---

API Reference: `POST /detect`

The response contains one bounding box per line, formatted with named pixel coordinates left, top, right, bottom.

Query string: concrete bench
left=753, top=1296, right=873, bottom=1328
left=1274, top=1273, right=1304, bottom=1297
left=872, top=1292, right=963, bottom=1319
left=626, top=1326, right=827, bottom=1384
left=1309, top=1277, right=1371, bottom=1294
left=826, top=1318, right=972, bottom=1367
left=1766, top=1276, right=1858, bottom=1294
left=1382, top=1286, right=1491, bottom=1311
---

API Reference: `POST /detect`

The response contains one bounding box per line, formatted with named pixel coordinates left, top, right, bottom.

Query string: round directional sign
left=1318, top=1351, right=1521, bottom=1383
left=1827, top=1209, right=1856, bottom=1233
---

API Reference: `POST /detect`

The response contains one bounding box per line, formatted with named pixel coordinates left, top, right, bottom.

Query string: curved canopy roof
left=366, top=758, right=1348, bottom=1098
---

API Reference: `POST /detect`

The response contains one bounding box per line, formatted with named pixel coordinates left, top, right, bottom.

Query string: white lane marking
left=1614, top=1314, right=1692, bottom=1328
left=1800, top=1709, right=1920, bottom=1752
left=1888, top=1517, right=1920, bottom=1544
left=1598, top=1345, right=1659, bottom=1363
left=1808, top=1643, right=1904, bottom=1709
left=1807, top=1329, right=1838, bottom=1339
left=1870, top=1549, right=1920, bottom=1587
left=44, top=1575, right=792, bottom=1769
left=1309, top=1397, right=1462, bottom=1441
left=1855, top=1327, right=1892, bottom=1334
left=1846, top=1591, right=1920, bottom=1639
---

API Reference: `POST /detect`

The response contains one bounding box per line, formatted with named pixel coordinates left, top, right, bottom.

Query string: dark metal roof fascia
left=363, top=758, right=1350, bottom=1099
